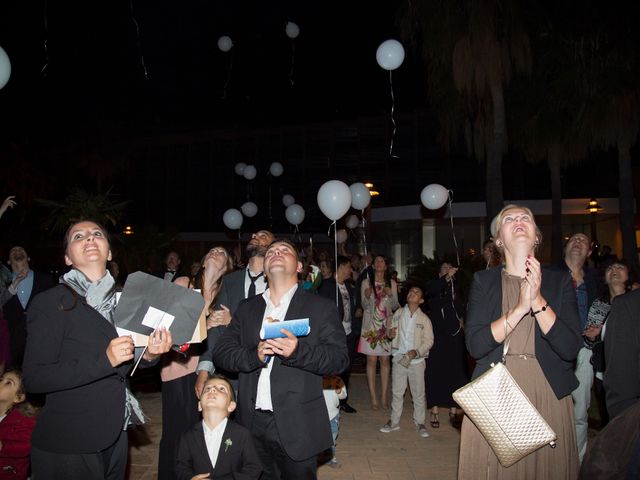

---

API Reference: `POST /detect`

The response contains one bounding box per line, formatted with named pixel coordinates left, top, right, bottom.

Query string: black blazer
left=212, top=287, right=349, bottom=461
left=317, top=277, right=356, bottom=327
left=175, top=419, right=262, bottom=480
left=217, top=268, right=248, bottom=314
left=466, top=266, right=582, bottom=399
left=2, top=270, right=54, bottom=366
left=23, top=285, right=131, bottom=453
left=604, top=288, right=640, bottom=419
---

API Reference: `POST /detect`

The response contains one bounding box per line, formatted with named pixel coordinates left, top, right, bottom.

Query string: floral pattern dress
left=359, top=278, right=399, bottom=356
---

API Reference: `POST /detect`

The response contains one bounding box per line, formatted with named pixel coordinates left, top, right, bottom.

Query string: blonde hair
left=493, top=204, right=543, bottom=252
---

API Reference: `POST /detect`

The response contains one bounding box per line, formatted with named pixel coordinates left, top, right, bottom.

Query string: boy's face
left=406, top=287, right=425, bottom=306
left=0, top=371, right=24, bottom=405
left=198, top=379, right=236, bottom=415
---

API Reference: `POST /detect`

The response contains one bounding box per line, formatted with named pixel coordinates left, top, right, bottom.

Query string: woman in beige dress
left=458, top=205, right=581, bottom=479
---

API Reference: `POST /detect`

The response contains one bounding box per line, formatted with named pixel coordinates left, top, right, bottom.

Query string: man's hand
left=583, top=324, right=602, bottom=342
left=265, top=329, right=298, bottom=358
left=206, top=305, right=231, bottom=329
left=257, top=340, right=275, bottom=363
left=195, top=370, right=209, bottom=399
left=191, top=474, right=211, bottom=479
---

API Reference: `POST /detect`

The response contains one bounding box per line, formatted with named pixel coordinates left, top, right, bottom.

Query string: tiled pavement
left=127, top=373, right=462, bottom=479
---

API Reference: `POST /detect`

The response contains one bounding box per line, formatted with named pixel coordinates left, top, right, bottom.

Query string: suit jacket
left=211, top=287, right=349, bottom=461
left=23, top=285, right=131, bottom=453
left=0, top=409, right=37, bottom=480
left=466, top=266, right=582, bottom=399
left=604, top=288, right=640, bottom=419
left=2, top=270, right=54, bottom=367
left=317, top=277, right=356, bottom=328
left=175, top=419, right=262, bottom=480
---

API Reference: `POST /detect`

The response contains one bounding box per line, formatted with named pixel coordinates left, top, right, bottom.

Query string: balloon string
left=40, top=0, right=49, bottom=76
left=222, top=52, right=233, bottom=99
left=333, top=222, right=339, bottom=307
left=268, top=184, right=273, bottom=229
left=289, top=40, right=295, bottom=87
left=327, top=220, right=336, bottom=238
left=361, top=210, right=368, bottom=261
left=389, top=71, right=398, bottom=159
left=448, top=190, right=460, bottom=267
left=129, top=0, right=149, bottom=80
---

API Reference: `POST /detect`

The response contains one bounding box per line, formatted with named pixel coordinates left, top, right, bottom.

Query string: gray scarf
left=60, top=268, right=146, bottom=427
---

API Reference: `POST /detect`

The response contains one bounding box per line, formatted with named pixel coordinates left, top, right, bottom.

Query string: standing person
left=458, top=205, right=581, bottom=479
left=212, top=239, right=349, bottom=479
left=380, top=286, right=434, bottom=438
left=157, top=246, right=233, bottom=480
left=482, top=238, right=501, bottom=269
left=557, top=233, right=599, bottom=463
left=359, top=254, right=399, bottom=410
left=425, top=262, right=469, bottom=429
left=23, top=220, right=173, bottom=480
left=1, top=247, right=54, bottom=368
left=317, top=256, right=357, bottom=413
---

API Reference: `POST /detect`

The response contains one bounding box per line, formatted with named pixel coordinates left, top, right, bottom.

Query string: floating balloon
left=241, top=202, right=258, bottom=218
left=0, top=46, right=11, bottom=90
left=234, top=162, right=247, bottom=175
left=282, top=194, right=295, bottom=207
left=285, top=204, right=305, bottom=226
left=243, top=165, right=257, bottom=180
left=285, top=22, right=300, bottom=39
left=345, top=214, right=359, bottom=230
left=217, top=36, right=234, bottom=52
left=336, top=229, right=348, bottom=244
left=223, top=208, right=243, bottom=229
left=420, top=184, right=449, bottom=210
left=349, top=183, right=371, bottom=210
left=376, top=39, right=405, bottom=71
left=269, top=162, right=284, bottom=177
left=317, top=180, right=352, bottom=221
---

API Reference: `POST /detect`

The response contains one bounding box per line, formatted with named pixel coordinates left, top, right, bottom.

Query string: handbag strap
left=502, top=316, right=510, bottom=363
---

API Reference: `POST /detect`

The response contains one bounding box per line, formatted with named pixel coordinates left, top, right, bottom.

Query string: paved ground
left=126, top=373, right=462, bottom=479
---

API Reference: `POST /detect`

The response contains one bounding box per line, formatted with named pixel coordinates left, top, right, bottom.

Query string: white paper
left=142, top=306, right=175, bottom=330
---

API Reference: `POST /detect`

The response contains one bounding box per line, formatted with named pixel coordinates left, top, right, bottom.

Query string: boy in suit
left=175, top=375, right=262, bottom=480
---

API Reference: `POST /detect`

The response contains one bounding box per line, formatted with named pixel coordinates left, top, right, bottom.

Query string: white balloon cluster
left=217, top=36, right=233, bottom=52
left=0, top=46, right=11, bottom=90
left=349, top=183, right=371, bottom=211
left=376, top=39, right=405, bottom=71
left=420, top=184, right=449, bottom=210
left=345, top=214, right=359, bottom=230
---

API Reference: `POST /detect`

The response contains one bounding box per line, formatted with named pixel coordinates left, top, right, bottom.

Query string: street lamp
left=586, top=198, right=602, bottom=243
left=123, top=225, right=134, bottom=235
left=364, top=182, right=379, bottom=197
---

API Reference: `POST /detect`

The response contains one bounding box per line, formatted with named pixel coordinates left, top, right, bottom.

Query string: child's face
left=0, top=371, right=24, bottom=406
left=198, top=379, right=236, bottom=415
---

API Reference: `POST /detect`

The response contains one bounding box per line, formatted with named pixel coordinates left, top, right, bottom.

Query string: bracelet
left=531, top=302, right=549, bottom=316
left=504, top=311, right=514, bottom=331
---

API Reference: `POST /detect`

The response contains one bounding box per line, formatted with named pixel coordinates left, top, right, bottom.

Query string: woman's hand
left=106, top=336, right=135, bottom=367
left=383, top=286, right=392, bottom=297
left=525, top=255, right=542, bottom=304
left=0, top=196, right=16, bottom=218
left=144, top=327, right=173, bottom=361
left=206, top=305, right=231, bottom=328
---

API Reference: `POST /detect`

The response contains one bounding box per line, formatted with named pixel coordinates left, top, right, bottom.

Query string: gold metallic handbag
left=453, top=318, right=556, bottom=467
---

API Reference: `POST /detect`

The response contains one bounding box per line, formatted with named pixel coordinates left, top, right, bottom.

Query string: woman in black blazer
left=23, top=220, right=173, bottom=479
left=458, top=205, right=582, bottom=479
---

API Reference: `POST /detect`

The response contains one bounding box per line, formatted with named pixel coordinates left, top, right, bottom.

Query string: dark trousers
left=158, top=373, right=199, bottom=480
left=339, top=331, right=358, bottom=397
left=251, top=409, right=316, bottom=480
left=31, top=429, right=127, bottom=480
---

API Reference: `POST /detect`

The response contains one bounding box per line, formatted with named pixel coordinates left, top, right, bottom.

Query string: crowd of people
left=0, top=195, right=639, bottom=479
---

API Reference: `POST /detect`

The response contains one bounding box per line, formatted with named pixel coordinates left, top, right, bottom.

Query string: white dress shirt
left=255, top=284, right=298, bottom=411
left=244, top=268, right=268, bottom=297
left=203, top=417, right=228, bottom=469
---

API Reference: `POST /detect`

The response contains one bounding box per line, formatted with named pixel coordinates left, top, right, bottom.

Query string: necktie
left=248, top=272, right=263, bottom=298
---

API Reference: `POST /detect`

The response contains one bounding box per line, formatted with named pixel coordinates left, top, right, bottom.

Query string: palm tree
left=399, top=0, right=532, bottom=226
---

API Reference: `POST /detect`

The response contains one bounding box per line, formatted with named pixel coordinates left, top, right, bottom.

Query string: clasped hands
left=257, top=329, right=298, bottom=363
left=106, top=327, right=173, bottom=367
left=515, top=255, right=544, bottom=315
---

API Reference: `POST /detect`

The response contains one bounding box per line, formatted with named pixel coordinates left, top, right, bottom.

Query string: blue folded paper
left=260, top=318, right=310, bottom=340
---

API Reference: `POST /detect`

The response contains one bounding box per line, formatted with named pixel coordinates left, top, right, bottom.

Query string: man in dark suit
left=156, top=250, right=183, bottom=282
left=212, top=239, right=349, bottom=479
left=1, top=246, right=53, bottom=367
left=175, top=375, right=262, bottom=480
left=317, top=255, right=358, bottom=413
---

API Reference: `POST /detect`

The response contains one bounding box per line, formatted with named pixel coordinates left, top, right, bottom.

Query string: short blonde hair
left=493, top=204, right=543, bottom=252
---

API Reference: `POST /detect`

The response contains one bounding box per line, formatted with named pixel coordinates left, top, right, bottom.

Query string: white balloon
left=218, top=35, right=234, bottom=52
left=285, top=22, right=300, bottom=39
left=345, top=214, right=359, bottom=230
left=282, top=194, right=295, bottom=207
left=349, top=182, right=371, bottom=210
left=0, top=46, right=11, bottom=90
left=243, top=165, right=257, bottom=180
left=376, top=39, right=405, bottom=71
left=317, top=180, right=352, bottom=221
left=420, top=184, right=449, bottom=210
left=269, top=162, right=284, bottom=177
left=336, top=229, right=348, bottom=244
left=223, top=208, right=243, bottom=229
left=241, top=202, right=258, bottom=217
left=234, top=162, right=247, bottom=175
left=285, top=204, right=305, bottom=226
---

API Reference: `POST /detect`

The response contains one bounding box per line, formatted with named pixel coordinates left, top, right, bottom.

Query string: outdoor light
left=369, top=190, right=380, bottom=196
left=123, top=225, right=134, bottom=235
left=586, top=198, right=603, bottom=214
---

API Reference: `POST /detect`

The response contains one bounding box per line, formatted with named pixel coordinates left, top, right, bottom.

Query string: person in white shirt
left=321, top=375, right=347, bottom=466
left=380, top=286, right=434, bottom=438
